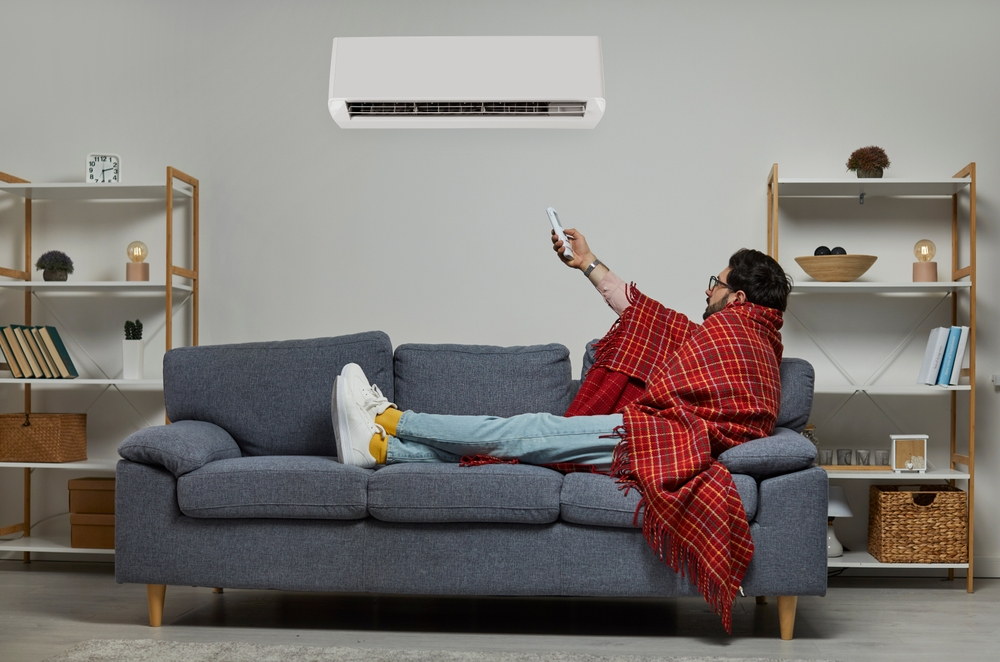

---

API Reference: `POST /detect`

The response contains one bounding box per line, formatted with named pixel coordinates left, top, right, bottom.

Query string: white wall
left=1, top=0, right=998, bottom=573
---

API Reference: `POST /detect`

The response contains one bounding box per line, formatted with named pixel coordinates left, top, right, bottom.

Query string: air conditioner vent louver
left=347, top=101, right=587, bottom=117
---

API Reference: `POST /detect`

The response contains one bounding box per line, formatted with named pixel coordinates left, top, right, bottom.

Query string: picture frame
left=890, top=434, right=928, bottom=473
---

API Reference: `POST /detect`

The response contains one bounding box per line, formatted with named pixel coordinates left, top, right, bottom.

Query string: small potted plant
left=122, top=319, right=144, bottom=380
left=846, top=145, right=891, bottom=178
left=35, top=250, right=75, bottom=281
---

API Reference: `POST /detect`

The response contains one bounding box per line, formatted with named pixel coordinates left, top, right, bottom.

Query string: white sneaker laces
left=363, top=383, right=395, bottom=439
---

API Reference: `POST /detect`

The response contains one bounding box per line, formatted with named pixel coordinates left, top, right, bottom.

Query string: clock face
left=87, top=154, right=120, bottom=183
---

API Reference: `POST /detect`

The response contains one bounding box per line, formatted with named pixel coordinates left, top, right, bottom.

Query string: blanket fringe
left=459, top=455, right=520, bottom=466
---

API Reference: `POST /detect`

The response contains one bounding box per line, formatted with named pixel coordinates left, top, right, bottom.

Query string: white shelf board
left=777, top=178, right=970, bottom=198
left=0, top=280, right=193, bottom=294
left=0, top=458, right=118, bottom=470
left=824, top=467, right=970, bottom=480
left=815, top=384, right=971, bottom=395
left=791, top=281, right=970, bottom=294
left=0, top=378, right=163, bottom=386
left=828, top=549, right=967, bottom=569
left=0, top=513, right=114, bottom=556
left=0, top=182, right=192, bottom=200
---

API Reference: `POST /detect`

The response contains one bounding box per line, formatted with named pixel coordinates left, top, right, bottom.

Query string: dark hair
left=726, top=248, right=792, bottom=312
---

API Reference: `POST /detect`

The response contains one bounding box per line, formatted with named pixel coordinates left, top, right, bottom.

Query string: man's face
left=704, top=267, right=735, bottom=320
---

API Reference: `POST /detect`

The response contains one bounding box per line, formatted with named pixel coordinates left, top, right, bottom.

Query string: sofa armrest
left=118, top=420, right=242, bottom=477
left=718, top=427, right=816, bottom=478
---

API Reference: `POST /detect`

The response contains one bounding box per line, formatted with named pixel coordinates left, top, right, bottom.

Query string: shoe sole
left=332, top=374, right=355, bottom=466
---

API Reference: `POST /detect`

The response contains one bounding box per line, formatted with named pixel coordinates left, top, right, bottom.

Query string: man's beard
left=703, top=295, right=729, bottom=320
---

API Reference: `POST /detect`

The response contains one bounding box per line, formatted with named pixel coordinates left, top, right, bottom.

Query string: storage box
left=890, top=434, right=927, bottom=473
left=868, top=484, right=968, bottom=563
left=70, top=513, right=115, bottom=549
left=0, top=413, right=86, bottom=462
left=68, top=477, right=115, bottom=514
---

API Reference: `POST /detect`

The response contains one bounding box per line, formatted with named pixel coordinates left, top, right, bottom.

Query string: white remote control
left=546, top=207, right=574, bottom=260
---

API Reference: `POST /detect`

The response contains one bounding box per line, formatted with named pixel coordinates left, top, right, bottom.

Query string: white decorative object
left=890, top=434, right=928, bottom=473
left=328, top=36, right=605, bottom=129
left=827, top=485, right=853, bottom=558
left=86, top=153, right=121, bottom=183
left=122, top=339, right=143, bottom=380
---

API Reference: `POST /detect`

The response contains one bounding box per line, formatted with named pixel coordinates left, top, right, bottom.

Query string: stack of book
left=917, top=326, right=970, bottom=386
left=0, top=326, right=78, bottom=379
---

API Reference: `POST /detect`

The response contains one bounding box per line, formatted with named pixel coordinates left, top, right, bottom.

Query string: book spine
left=923, top=328, right=949, bottom=385
left=948, top=326, right=971, bottom=385
left=0, top=327, right=25, bottom=378
left=2, top=327, right=31, bottom=377
left=936, top=326, right=962, bottom=386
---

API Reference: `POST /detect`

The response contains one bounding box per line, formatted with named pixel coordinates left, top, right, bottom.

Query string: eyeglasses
left=708, top=275, right=733, bottom=292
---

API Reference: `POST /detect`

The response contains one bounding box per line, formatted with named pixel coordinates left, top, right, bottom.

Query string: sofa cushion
left=393, top=343, right=575, bottom=416
left=776, top=358, right=814, bottom=433
left=164, top=332, right=393, bottom=457
left=368, top=463, right=563, bottom=524
left=176, top=456, right=371, bottom=519
left=717, top=427, right=817, bottom=478
left=118, top=420, right=242, bottom=477
left=559, top=471, right=757, bottom=527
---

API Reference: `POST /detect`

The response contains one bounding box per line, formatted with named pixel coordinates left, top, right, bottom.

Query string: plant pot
left=856, top=168, right=884, bottom=179
left=122, top=340, right=144, bottom=380
left=42, top=269, right=69, bottom=281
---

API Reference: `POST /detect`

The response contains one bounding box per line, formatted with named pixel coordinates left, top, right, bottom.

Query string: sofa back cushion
left=164, top=332, right=393, bottom=457
left=393, top=343, right=575, bottom=416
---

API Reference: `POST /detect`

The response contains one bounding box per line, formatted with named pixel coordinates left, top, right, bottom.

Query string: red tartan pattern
left=564, top=366, right=645, bottom=418
left=610, top=289, right=783, bottom=633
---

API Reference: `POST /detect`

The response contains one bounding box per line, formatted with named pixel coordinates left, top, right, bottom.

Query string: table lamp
left=828, top=485, right=853, bottom=558
left=913, top=239, right=937, bottom=282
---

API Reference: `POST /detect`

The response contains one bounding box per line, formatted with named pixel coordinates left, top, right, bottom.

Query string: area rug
left=45, top=639, right=838, bottom=662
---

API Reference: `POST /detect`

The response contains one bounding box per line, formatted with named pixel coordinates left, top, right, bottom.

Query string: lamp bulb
left=127, top=241, right=148, bottom=263
left=914, top=239, right=936, bottom=263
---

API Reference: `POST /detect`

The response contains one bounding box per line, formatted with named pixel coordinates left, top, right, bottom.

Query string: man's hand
left=551, top=227, right=596, bottom=271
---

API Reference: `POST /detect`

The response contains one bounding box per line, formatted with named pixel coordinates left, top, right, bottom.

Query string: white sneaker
left=332, top=363, right=396, bottom=468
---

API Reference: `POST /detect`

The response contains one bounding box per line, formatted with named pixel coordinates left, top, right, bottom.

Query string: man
left=332, top=226, right=791, bottom=632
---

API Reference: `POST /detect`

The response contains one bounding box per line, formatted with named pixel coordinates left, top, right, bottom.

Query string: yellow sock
left=369, top=433, right=387, bottom=464
left=375, top=408, right=402, bottom=437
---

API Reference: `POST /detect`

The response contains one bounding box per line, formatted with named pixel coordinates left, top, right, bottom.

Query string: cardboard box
left=70, top=513, right=115, bottom=549
left=68, top=477, right=115, bottom=514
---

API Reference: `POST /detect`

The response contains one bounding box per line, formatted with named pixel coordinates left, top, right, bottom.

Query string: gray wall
left=1, top=1, right=998, bottom=574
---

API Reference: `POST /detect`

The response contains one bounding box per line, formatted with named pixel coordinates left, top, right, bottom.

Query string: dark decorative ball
left=831, top=246, right=847, bottom=255
left=814, top=246, right=831, bottom=256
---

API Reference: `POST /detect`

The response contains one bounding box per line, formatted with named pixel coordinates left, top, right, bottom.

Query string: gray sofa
left=115, top=331, right=826, bottom=639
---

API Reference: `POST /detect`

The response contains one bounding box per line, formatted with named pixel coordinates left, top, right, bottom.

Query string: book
left=31, top=327, right=60, bottom=378
left=38, top=326, right=78, bottom=378
left=11, top=326, right=41, bottom=377
left=21, top=326, right=53, bottom=378
left=2, top=327, right=33, bottom=377
left=0, top=328, right=25, bottom=378
left=936, top=326, right=963, bottom=386
left=917, top=327, right=950, bottom=385
left=947, top=326, right=971, bottom=386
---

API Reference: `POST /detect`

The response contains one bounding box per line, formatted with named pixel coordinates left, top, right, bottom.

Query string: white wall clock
left=86, top=153, right=121, bottom=183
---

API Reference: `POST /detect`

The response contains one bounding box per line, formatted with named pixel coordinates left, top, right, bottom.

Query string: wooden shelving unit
left=766, top=163, right=976, bottom=589
left=0, top=168, right=199, bottom=560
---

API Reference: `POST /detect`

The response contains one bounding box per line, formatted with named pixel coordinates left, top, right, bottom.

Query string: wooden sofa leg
left=777, top=595, right=797, bottom=640
left=755, top=595, right=768, bottom=605
left=147, top=584, right=166, bottom=627
left=213, top=587, right=224, bottom=594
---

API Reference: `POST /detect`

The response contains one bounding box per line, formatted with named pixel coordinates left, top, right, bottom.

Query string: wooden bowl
left=794, top=254, right=877, bottom=282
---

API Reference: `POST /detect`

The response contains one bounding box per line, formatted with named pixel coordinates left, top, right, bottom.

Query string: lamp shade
left=828, top=485, right=853, bottom=518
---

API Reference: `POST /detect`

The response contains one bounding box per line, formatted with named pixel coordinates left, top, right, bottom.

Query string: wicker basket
left=0, top=413, right=87, bottom=462
left=868, top=484, right=968, bottom=563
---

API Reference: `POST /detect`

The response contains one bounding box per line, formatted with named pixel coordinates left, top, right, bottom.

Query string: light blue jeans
left=386, top=411, right=624, bottom=471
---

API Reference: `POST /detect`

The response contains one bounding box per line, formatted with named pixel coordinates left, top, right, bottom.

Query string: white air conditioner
left=328, top=36, right=605, bottom=129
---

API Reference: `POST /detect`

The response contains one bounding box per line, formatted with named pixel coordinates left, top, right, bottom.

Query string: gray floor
left=0, top=560, right=995, bottom=662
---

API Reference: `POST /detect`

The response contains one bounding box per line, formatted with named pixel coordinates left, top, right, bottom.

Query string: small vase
left=856, top=168, right=884, bottom=179
left=122, top=339, right=144, bottom=380
left=42, top=269, right=68, bottom=281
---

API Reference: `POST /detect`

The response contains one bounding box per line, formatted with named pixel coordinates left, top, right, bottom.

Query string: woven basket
left=0, top=413, right=87, bottom=462
left=868, top=484, right=968, bottom=563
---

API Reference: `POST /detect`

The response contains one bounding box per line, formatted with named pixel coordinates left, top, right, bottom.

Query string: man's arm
left=551, top=227, right=629, bottom=315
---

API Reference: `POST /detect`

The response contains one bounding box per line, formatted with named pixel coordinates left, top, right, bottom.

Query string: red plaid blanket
left=575, top=286, right=783, bottom=633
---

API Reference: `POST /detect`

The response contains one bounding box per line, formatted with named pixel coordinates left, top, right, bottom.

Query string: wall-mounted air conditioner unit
left=328, top=36, right=605, bottom=129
